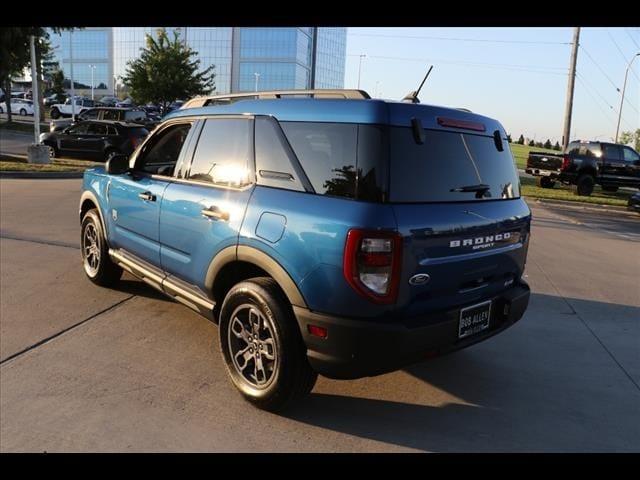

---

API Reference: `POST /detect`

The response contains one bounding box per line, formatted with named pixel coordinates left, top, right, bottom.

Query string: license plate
left=458, top=300, right=492, bottom=339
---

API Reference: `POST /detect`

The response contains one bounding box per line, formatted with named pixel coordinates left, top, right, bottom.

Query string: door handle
left=201, top=206, right=229, bottom=221
left=138, top=191, right=156, bottom=202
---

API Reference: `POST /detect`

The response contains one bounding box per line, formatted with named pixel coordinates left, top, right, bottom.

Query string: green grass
left=0, top=156, right=100, bottom=173
left=520, top=176, right=631, bottom=207
left=0, top=121, right=44, bottom=134
left=509, top=143, right=560, bottom=170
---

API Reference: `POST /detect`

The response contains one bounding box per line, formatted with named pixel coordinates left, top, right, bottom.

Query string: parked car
left=97, top=96, right=119, bottom=107
left=50, top=97, right=96, bottom=119
left=40, top=120, right=149, bottom=161
left=49, top=107, right=158, bottom=132
left=44, top=94, right=66, bottom=107
left=628, top=191, right=640, bottom=212
left=115, top=97, right=134, bottom=108
left=0, top=98, right=35, bottom=116
left=78, top=89, right=531, bottom=411
left=526, top=141, right=640, bottom=195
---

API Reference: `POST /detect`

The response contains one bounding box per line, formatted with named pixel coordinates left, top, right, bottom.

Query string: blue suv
left=79, top=89, right=531, bottom=411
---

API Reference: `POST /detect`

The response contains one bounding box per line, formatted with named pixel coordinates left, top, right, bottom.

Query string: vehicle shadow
left=283, top=293, right=639, bottom=452
left=109, top=277, right=173, bottom=303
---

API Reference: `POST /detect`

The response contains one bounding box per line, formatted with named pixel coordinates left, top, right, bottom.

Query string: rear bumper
left=294, top=281, right=530, bottom=379
left=525, top=168, right=559, bottom=178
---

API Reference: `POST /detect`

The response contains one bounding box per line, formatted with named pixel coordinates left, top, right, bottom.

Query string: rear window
left=567, top=142, right=602, bottom=157
left=389, top=128, right=520, bottom=203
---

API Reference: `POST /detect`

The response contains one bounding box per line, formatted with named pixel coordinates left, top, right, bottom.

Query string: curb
left=527, top=197, right=636, bottom=215
left=0, top=171, right=84, bottom=179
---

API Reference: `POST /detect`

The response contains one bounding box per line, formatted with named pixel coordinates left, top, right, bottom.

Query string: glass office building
left=47, top=27, right=346, bottom=96
left=48, top=28, right=113, bottom=94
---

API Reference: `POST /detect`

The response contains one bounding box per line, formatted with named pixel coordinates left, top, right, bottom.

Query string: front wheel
left=219, top=277, right=317, bottom=412
left=50, top=108, right=60, bottom=119
left=81, top=209, right=123, bottom=286
left=19, top=108, right=27, bottom=116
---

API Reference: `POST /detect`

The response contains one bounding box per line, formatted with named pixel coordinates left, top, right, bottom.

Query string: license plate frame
left=458, top=300, right=492, bottom=339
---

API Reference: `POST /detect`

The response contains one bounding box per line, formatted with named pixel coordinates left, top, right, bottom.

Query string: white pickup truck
left=50, top=97, right=96, bottom=119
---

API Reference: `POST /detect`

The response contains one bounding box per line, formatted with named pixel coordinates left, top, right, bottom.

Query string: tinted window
left=622, top=147, right=639, bottom=163
left=567, top=142, right=602, bottom=157
left=124, top=110, right=146, bottom=122
left=102, top=109, right=121, bottom=121
left=136, top=123, right=191, bottom=176
left=281, top=122, right=358, bottom=198
left=602, top=144, right=622, bottom=161
left=107, top=126, right=118, bottom=136
left=389, top=128, right=520, bottom=202
left=81, top=109, right=99, bottom=120
left=188, top=119, right=252, bottom=187
left=255, top=117, right=305, bottom=192
left=67, top=123, right=89, bottom=134
left=87, top=123, right=108, bottom=135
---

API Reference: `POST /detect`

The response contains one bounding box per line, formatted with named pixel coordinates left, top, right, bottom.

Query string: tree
left=0, top=28, right=31, bottom=122
left=50, top=69, right=65, bottom=102
left=528, top=139, right=535, bottom=147
left=544, top=139, right=552, bottom=149
left=122, top=28, right=216, bottom=113
left=517, top=134, right=525, bottom=145
left=554, top=141, right=561, bottom=151
left=619, top=129, right=640, bottom=151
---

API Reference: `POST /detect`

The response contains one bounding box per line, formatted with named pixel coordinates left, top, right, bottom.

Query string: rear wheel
left=536, top=176, right=556, bottom=189
left=104, top=149, right=120, bottom=162
left=46, top=144, right=58, bottom=159
left=602, top=185, right=618, bottom=193
left=19, top=108, right=26, bottom=116
left=81, top=209, right=123, bottom=287
left=219, top=277, right=317, bottom=412
left=50, top=107, right=60, bottom=119
left=573, top=174, right=595, bottom=196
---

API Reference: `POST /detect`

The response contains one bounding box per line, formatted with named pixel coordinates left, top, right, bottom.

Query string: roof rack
left=181, top=89, right=371, bottom=109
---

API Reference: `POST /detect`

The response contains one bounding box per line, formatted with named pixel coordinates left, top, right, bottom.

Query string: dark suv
left=50, top=107, right=157, bottom=133
left=78, top=89, right=531, bottom=411
left=40, top=120, right=149, bottom=161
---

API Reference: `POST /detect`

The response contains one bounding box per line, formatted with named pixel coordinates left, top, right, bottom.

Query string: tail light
left=343, top=229, right=402, bottom=304
left=561, top=155, right=571, bottom=171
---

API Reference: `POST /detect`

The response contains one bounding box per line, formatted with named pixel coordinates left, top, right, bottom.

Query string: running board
left=109, top=248, right=215, bottom=320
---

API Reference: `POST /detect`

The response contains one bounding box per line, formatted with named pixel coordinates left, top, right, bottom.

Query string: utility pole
left=254, top=72, right=260, bottom=92
left=89, top=65, right=95, bottom=100
left=615, top=52, right=639, bottom=143
left=357, top=54, right=366, bottom=89
left=562, top=27, right=580, bottom=150
left=30, top=36, right=40, bottom=144
left=69, top=30, right=76, bottom=122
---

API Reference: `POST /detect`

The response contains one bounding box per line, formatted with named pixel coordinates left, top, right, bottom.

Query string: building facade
left=47, top=27, right=346, bottom=97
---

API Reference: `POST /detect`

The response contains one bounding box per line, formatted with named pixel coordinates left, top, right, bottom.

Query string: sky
left=344, top=27, right=640, bottom=144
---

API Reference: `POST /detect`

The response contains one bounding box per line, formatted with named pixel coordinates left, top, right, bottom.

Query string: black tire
left=45, top=143, right=58, bottom=159
left=219, top=277, right=317, bottom=412
left=50, top=107, right=60, bottom=119
left=0, top=106, right=4, bottom=113
left=602, top=185, right=619, bottom=193
left=19, top=108, right=26, bottom=116
left=80, top=209, right=123, bottom=287
left=536, top=176, right=556, bottom=189
left=573, top=174, right=595, bottom=196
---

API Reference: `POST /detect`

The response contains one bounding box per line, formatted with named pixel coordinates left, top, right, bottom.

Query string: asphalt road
left=0, top=179, right=638, bottom=452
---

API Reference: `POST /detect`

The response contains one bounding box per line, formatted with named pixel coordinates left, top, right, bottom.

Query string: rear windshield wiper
left=450, top=183, right=491, bottom=198
left=450, top=183, right=490, bottom=193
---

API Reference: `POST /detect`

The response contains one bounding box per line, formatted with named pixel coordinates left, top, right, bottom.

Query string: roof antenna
left=402, top=65, right=434, bottom=104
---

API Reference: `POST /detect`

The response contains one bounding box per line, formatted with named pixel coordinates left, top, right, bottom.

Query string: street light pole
left=69, top=30, right=76, bottom=122
left=89, top=65, right=95, bottom=100
left=615, top=52, right=640, bottom=143
left=29, top=35, right=40, bottom=144
left=357, top=54, right=366, bottom=89
left=254, top=72, right=260, bottom=92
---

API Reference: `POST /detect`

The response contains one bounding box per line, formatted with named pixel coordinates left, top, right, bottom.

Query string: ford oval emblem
left=409, top=273, right=431, bottom=285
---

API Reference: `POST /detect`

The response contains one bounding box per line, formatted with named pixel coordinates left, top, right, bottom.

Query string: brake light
left=436, top=117, right=486, bottom=132
left=561, top=155, right=571, bottom=171
left=343, top=229, right=402, bottom=304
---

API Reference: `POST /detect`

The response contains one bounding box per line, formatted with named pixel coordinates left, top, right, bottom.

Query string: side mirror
left=105, top=154, right=130, bottom=174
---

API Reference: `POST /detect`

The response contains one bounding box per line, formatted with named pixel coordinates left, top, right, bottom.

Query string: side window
left=67, top=123, right=89, bottom=135
left=125, top=110, right=146, bottom=122
left=87, top=123, right=107, bottom=136
left=255, top=117, right=305, bottom=192
left=602, top=144, right=622, bottom=161
left=188, top=118, right=252, bottom=188
left=623, top=147, right=640, bottom=163
left=82, top=109, right=99, bottom=120
left=135, top=123, right=192, bottom=176
left=280, top=122, right=358, bottom=198
left=107, top=126, right=118, bottom=136
left=102, top=110, right=120, bottom=121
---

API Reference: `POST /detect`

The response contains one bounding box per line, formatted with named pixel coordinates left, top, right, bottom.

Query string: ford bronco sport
left=79, top=89, right=531, bottom=411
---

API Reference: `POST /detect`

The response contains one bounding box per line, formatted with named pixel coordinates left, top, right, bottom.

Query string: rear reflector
left=308, top=324, right=328, bottom=339
left=437, top=117, right=486, bottom=132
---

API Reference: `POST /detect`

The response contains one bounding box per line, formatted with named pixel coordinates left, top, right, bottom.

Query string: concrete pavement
left=0, top=178, right=638, bottom=452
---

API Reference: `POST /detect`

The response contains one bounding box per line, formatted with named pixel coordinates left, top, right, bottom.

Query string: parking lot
left=0, top=178, right=638, bottom=452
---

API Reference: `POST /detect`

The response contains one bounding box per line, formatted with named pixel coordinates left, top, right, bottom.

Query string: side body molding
left=205, top=245, right=308, bottom=309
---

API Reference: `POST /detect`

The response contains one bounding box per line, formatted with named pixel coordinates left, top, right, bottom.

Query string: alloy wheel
left=82, top=222, right=101, bottom=277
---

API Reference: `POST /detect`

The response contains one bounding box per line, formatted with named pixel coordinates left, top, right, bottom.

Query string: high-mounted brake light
left=437, top=117, right=486, bottom=132
left=343, top=229, right=402, bottom=304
